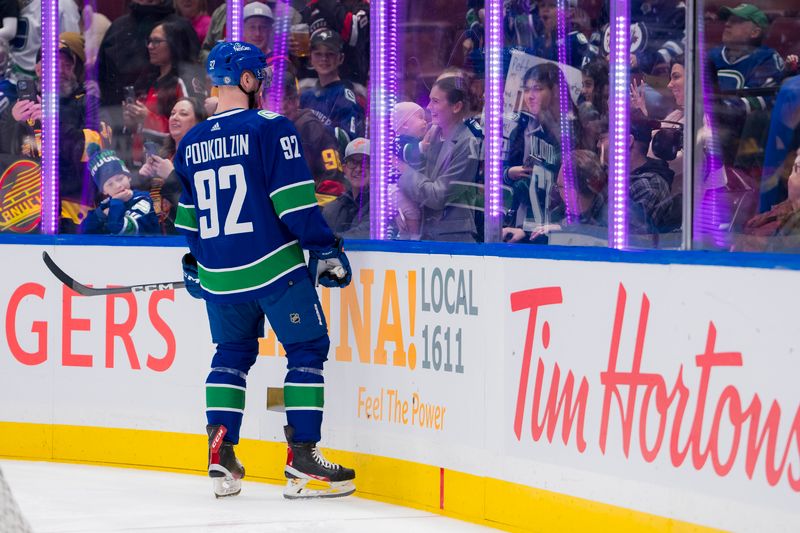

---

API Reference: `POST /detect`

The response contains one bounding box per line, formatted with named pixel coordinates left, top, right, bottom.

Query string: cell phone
left=144, top=141, right=159, bottom=159
left=17, top=79, right=37, bottom=102
left=123, top=85, right=136, bottom=105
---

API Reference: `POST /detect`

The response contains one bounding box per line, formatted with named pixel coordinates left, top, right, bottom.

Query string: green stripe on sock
left=284, top=384, right=324, bottom=409
left=206, top=385, right=245, bottom=410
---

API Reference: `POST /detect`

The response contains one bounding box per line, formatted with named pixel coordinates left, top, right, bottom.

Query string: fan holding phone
left=11, top=79, right=41, bottom=125
left=138, top=97, right=208, bottom=233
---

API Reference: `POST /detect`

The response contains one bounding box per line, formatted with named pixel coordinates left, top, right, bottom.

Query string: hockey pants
left=204, top=275, right=329, bottom=444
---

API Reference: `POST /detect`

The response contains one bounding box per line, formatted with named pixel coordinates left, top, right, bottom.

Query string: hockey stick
left=41, top=251, right=185, bottom=296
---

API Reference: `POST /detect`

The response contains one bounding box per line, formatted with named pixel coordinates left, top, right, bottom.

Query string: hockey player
left=173, top=40, right=356, bottom=500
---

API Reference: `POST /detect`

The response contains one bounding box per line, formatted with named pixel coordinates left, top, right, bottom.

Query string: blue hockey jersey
left=300, top=80, right=366, bottom=141
left=710, top=46, right=784, bottom=113
left=503, top=112, right=564, bottom=231
left=173, top=107, right=336, bottom=303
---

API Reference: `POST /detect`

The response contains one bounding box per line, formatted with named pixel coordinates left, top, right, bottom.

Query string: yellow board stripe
left=0, top=422, right=716, bottom=532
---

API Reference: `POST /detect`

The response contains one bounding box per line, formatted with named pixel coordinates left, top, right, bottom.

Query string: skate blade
left=283, top=479, right=355, bottom=500
left=213, top=476, right=242, bottom=498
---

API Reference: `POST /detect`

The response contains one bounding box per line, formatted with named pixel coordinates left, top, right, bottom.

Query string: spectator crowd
left=2, top=0, right=800, bottom=251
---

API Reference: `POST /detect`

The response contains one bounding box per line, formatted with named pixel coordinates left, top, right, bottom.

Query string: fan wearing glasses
left=322, top=138, right=371, bottom=239
left=122, top=19, right=203, bottom=166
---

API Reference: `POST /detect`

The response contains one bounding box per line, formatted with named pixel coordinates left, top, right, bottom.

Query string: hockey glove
left=181, top=253, right=204, bottom=299
left=308, top=238, right=352, bottom=288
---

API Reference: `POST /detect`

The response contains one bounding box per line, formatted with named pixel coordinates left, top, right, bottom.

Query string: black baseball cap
left=310, top=29, right=343, bottom=53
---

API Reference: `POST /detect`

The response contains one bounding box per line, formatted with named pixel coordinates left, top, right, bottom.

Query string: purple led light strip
left=41, top=0, right=59, bottom=234
left=556, top=0, right=577, bottom=225
left=484, top=0, right=503, bottom=238
left=608, top=0, right=629, bottom=249
left=695, top=13, right=728, bottom=248
left=266, top=0, right=291, bottom=113
left=228, top=0, right=242, bottom=42
left=370, top=0, right=398, bottom=239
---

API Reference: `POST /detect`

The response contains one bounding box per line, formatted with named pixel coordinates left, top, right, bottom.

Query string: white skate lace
left=312, top=446, right=338, bottom=470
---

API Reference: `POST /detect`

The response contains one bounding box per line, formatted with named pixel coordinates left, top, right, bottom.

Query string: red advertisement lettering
left=146, top=290, right=176, bottom=372
left=105, top=292, right=140, bottom=369
left=61, top=285, right=92, bottom=367
left=6, top=282, right=47, bottom=365
left=511, top=282, right=800, bottom=492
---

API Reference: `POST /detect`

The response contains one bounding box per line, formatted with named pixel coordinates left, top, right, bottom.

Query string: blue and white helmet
left=206, top=41, right=268, bottom=86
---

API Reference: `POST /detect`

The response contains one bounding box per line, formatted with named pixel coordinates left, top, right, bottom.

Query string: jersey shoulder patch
left=258, top=110, right=283, bottom=120
left=344, top=88, right=357, bottom=104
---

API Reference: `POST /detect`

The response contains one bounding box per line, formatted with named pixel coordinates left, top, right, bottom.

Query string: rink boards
left=0, top=242, right=798, bottom=532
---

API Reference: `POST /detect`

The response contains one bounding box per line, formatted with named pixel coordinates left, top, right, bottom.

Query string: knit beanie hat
left=87, top=143, right=130, bottom=191
left=392, top=102, right=424, bottom=133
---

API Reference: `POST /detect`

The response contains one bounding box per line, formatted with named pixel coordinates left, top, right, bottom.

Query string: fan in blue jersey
left=710, top=3, right=784, bottom=114
left=172, top=40, right=355, bottom=500
left=299, top=29, right=366, bottom=145
left=81, top=144, right=160, bottom=235
left=502, top=63, right=582, bottom=243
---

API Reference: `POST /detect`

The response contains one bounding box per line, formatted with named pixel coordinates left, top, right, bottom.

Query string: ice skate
left=207, top=425, right=245, bottom=498
left=283, top=425, right=355, bottom=499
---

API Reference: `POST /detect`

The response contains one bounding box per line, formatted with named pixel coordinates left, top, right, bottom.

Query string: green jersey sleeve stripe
left=271, top=181, right=317, bottom=218
left=278, top=202, right=319, bottom=217
left=175, top=204, right=198, bottom=231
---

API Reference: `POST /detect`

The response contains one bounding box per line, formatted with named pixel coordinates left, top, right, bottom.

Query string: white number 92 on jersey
left=280, top=135, right=301, bottom=160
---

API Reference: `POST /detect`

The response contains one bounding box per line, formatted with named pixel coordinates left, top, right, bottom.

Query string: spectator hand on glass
left=529, top=223, right=561, bottom=241
left=11, top=96, right=42, bottom=122
left=630, top=78, right=648, bottom=116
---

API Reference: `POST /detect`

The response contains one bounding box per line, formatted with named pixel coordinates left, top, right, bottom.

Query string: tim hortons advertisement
left=499, top=258, right=800, bottom=530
